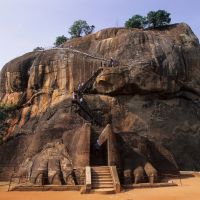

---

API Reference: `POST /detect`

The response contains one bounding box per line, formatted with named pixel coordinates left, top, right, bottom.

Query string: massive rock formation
left=0, top=23, right=199, bottom=184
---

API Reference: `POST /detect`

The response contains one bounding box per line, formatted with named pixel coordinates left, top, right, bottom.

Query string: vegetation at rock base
left=54, top=35, right=68, bottom=47
left=125, top=15, right=147, bottom=29
left=125, top=10, right=171, bottom=29
left=0, top=104, right=17, bottom=144
left=69, top=20, right=95, bottom=38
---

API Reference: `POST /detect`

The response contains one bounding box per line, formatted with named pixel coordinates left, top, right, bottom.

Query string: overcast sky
left=0, top=0, right=200, bottom=69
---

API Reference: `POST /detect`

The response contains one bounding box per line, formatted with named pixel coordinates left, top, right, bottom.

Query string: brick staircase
left=91, top=166, right=115, bottom=194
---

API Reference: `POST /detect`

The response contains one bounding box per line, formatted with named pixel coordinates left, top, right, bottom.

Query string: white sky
left=0, top=0, right=200, bottom=69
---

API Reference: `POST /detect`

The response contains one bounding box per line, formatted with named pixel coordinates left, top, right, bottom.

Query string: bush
left=33, top=47, right=44, bottom=51
left=0, top=104, right=17, bottom=121
left=125, top=15, right=147, bottom=29
left=54, top=35, right=68, bottom=47
left=147, top=10, right=171, bottom=28
left=125, top=10, right=171, bottom=29
left=68, top=20, right=95, bottom=38
left=0, top=104, right=18, bottom=143
left=0, top=105, right=9, bottom=121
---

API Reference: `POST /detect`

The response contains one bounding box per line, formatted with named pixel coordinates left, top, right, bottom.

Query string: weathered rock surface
left=0, top=23, right=200, bottom=184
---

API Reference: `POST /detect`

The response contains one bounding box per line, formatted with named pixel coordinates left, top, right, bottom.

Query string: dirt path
left=0, top=175, right=200, bottom=200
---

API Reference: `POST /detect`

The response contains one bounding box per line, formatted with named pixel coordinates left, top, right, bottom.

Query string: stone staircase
left=71, top=67, right=105, bottom=126
left=72, top=100, right=102, bottom=126
left=91, top=166, right=115, bottom=193
left=78, top=68, right=103, bottom=94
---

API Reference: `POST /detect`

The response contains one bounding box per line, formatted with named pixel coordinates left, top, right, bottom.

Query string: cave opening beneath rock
left=90, top=130, right=108, bottom=166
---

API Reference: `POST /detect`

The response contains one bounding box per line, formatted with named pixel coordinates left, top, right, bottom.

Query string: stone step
left=92, top=179, right=112, bottom=182
left=91, top=184, right=114, bottom=189
left=91, top=166, right=114, bottom=192
left=92, top=170, right=110, bottom=172
left=92, top=175, right=112, bottom=177
left=92, top=173, right=112, bottom=177
left=90, top=188, right=115, bottom=194
left=92, top=177, right=113, bottom=181
left=92, top=167, right=110, bottom=170
left=92, top=180, right=113, bottom=184
left=92, top=184, right=114, bottom=188
left=92, top=173, right=111, bottom=177
left=92, top=169, right=110, bottom=172
left=92, top=166, right=109, bottom=168
left=91, top=168, right=110, bottom=171
left=92, top=177, right=113, bottom=180
left=92, top=171, right=110, bottom=174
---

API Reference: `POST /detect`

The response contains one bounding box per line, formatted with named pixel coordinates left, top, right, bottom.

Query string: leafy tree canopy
left=68, top=20, right=95, bottom=38
left=147, top=10, right=171, bottom=28
left=125, top=10, right=171, bottom=29
left=125, top=15, right=147, bottom=29
left=54, top=35, right=68, bottom=47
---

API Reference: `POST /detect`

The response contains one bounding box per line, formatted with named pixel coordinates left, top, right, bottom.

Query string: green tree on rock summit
left=54, top=35, right=68, bottom=47
left=125, top=10, right=171, bottom=29
left=69, top=20, right=95, bottom=38
left=147, top=10, right=171, bottom=28
left=125, top=15, right=147, bottom=29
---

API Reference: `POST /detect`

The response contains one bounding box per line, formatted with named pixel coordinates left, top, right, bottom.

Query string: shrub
left=125, top=15, right=147, bottom=29
left=147, top=10, right=171, bottom=28
left=54, top=35, right=68, bottom=47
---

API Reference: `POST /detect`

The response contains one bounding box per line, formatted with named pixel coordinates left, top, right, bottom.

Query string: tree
left=69, top=20, right=95, bottom=38
left=84, top=25, right=95, bottom=35
left=33, top=47, right=44, bottom=51
left=125, top=15, right=147, bottom=29
left=147, top=10, right=171, bottom=28
left=54, top=35, right=68, bottom=47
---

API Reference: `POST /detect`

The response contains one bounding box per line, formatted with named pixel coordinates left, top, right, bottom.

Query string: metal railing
left=0, top=167, right=195, bottom=192
left=35, top=46, right=110, bottom=63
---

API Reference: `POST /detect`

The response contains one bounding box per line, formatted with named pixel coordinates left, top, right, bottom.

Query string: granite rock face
left=0, top=23, right=200, bottom=184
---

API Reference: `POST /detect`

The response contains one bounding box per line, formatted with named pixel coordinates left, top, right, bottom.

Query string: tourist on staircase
left=109, top=57, right=114, bottom=67
left=77, top=82, right=81, bottom=91
left=108, top=57, right=118, bottom=67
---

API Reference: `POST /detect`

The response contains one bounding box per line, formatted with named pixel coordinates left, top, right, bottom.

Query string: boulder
left=0, top=23, right=200, bottom=184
